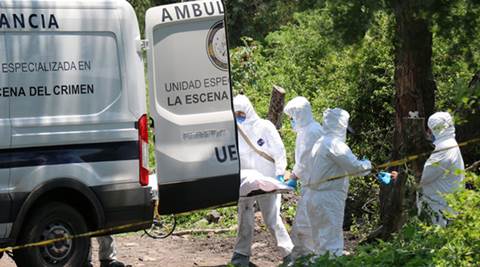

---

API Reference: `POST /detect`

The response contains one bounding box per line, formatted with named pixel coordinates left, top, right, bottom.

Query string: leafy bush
left=175, top=206, right=238, bottom=231
left=303, top=172, right=480, bottom=266
left=230, top=9, right=396, bottom=232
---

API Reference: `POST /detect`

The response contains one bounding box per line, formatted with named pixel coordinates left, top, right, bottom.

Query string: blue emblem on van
left=257, top=138, right=265, bottom=146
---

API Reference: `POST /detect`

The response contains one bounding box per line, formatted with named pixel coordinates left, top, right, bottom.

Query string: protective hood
left=284, top=96, right=315, bottom=130
left=322, top=108, right=349, bottom=141
left=233, top=95, right=259, bottom=124
left=428, top=112, right=455, bottom=143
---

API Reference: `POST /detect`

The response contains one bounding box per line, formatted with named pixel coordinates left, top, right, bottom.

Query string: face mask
left=290, top=118, right=296, bottom=129
left=427, top=129, right=435, bottom=142
left=236, top=116, right=246, bottom=124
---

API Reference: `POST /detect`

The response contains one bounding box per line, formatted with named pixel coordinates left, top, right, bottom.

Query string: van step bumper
left=92, top=183, right=153, bottom=234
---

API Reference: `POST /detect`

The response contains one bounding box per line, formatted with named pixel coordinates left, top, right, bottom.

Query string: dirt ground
left=0, top=192, right=359, bottom=267
left=0, top=225, right=283, bottom=267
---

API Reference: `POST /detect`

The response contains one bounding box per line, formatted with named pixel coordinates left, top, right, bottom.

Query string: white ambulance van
left=0, top=0, right=240, bottom=266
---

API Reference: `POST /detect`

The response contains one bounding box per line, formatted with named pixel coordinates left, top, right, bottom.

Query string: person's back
left=419, top=112, right=464, bottom=226
left=422, top=143, right=463, bottom=196
left=305, top=110, right=369, bottom=193
left=303, top=108, right=370, bottom=257
left=307, top=136, right=351, bottom=193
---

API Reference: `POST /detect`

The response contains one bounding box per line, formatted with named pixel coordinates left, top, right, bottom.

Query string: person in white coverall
left=418, top=112, right=464, bottom=227
left=231, top=95, right=294, bottom=266
left=304, top=108, right=371, bottom=257
left=283, top=97, right=323, bottom=259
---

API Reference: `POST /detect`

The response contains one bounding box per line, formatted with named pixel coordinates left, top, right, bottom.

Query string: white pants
left=417, top=192, right=449, bottom=227
left=290, top=188, right=314, bottom=259
left=305, top=189, right=346, bottom=257
left=234, top=194, right=293, bottom=257
left=88, top=236, right=117, bottom=261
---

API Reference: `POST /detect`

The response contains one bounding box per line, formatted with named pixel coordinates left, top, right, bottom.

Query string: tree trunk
left=379, top=0, right=436, bottom=238
left=267, top=85, right=286, bottom=129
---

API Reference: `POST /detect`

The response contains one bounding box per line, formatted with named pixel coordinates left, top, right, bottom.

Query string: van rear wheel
left=14, top=202, right=90, bottom=267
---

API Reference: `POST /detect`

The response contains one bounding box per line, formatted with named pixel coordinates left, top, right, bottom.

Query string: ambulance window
left=4, top=33, right=122, bottom=118
left=152, top=21, right=232, bottom=115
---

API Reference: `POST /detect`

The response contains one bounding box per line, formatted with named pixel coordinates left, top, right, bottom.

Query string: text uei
left=215, top=145, right=238, bottom=163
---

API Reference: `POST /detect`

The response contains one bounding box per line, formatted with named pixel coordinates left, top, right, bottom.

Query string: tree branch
left=173, top=227, right=237, bottom=236
left=466, top=160, right=480, bottom=172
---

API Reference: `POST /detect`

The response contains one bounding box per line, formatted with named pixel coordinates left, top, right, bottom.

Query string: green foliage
left=231, top=8, right=395, bottom=162
left=127, top=0, right=152, bottom=34
left=175, top=206, right=238, bottom=231
left=304, top=172, right=480, bottom=266
left=432, top=1, right=480, bottom=117
left=130, top=0, right=480, bottom=236
left=225, top=0, right=323, bottom=46
left=230, top=9, right=396, bottom=230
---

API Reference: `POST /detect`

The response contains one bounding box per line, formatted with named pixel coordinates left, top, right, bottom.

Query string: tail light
left=138, top=114, right=149, bottom=186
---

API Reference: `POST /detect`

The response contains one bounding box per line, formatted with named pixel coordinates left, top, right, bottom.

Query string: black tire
left=14, top=202, right=91, bottom=267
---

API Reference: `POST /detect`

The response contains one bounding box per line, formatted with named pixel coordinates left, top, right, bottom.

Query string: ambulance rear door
left=145, top=0, right=240, bottom=215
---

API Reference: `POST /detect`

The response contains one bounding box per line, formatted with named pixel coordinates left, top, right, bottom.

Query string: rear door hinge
left=136, top=38, right=149, bottom=53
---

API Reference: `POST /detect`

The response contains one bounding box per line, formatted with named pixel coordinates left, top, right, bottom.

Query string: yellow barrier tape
left=306, top=137, right=480, bottom=187
left=0, top=220, right=151, bottom=253
left=1, top=137, right=479, bottom=254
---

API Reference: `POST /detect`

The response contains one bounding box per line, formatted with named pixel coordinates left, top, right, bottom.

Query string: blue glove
left=236, top=116, right=246, bottom=124
left=276, top=175, right=285, bottom=183
left=377, top=171, right=392, bottom=185
left=286, top=179, right=297, bottom=189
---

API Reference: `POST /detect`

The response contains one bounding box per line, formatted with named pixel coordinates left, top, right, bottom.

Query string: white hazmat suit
left=304, top=108, right=371, bottom=256
left=232, top=95, right=293, bottom=261
left=418, top=112, right=464, bottom=227
left=284, top=97, right=323, bottom=258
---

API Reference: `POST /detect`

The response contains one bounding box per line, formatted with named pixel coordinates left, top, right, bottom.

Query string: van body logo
left=0, top=13, right=59, bottom=29
left=257, top=138, right=265, bottom=147
left=206, top=20, right=227, bottom=71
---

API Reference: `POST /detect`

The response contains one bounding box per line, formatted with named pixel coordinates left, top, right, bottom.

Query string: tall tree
left=325, top=0, right=479, bottom=237
left=380, top=0, right=436, bottom=237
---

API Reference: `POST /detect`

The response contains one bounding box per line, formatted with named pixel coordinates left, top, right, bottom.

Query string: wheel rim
left=40, top=223, right=73, bottom=264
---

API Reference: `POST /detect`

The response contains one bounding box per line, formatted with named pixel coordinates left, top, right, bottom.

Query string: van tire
left=14, top=202, right=90, bottom=267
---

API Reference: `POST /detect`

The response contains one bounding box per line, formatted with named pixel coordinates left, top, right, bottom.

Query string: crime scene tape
left=304, top=136, right=480, bottom=188
left=143, top=198, right=177, bottom=239
left=1, top=137, right=479, bottom=254
left=0, top=220, right=152, bottom=253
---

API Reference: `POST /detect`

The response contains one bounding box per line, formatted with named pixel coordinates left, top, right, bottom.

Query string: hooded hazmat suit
left=304, top=108, right=371, bottom=256
left=418, top=112, right=464, bottom=227
left=284, top=97, right=323, bottom=258
left=232, top=95, right=293, bottom=260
